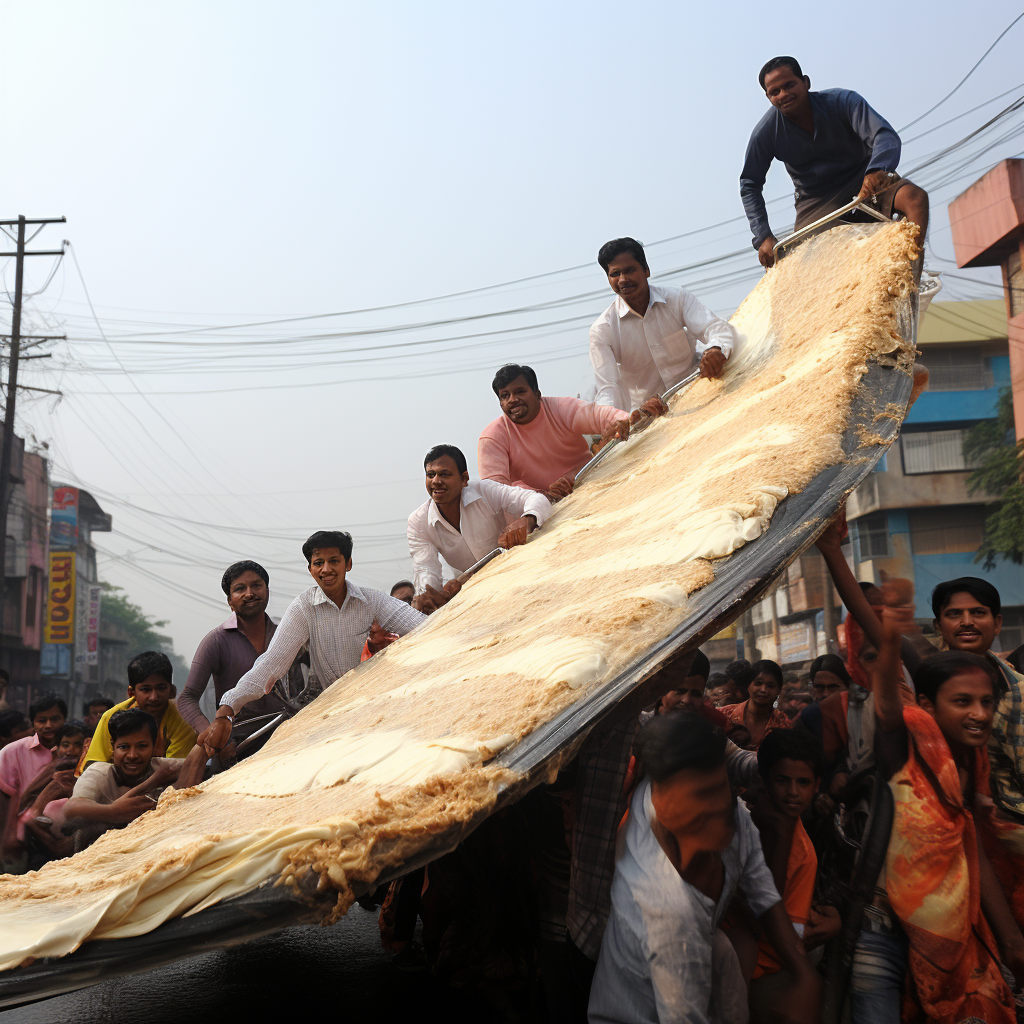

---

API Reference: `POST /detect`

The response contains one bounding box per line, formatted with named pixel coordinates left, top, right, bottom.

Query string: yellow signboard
left=44, top=551, right=76, bottom=645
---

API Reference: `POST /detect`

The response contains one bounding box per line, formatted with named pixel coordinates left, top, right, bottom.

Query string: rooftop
left=917, top=298, right=1006, bottom=345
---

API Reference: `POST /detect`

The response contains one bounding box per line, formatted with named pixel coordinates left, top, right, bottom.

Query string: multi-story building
left=749, top=298, right=1024, bottom=666
left=0, top=434, right=49, bottom=710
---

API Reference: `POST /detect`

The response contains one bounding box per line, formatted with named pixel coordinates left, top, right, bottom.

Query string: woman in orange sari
left=871, top=606, right=1022, bottom=1023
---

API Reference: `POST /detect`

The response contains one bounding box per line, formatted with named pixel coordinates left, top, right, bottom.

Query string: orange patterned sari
left=885, top=706, right=1014, bottom=1023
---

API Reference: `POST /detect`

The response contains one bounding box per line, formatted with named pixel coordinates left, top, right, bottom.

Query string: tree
left=100, top=582, right=190, bottom=682
left=964, top=387, right=1024, bottom=569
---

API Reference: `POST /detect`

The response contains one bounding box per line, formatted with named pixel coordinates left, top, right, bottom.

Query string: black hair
left=221, top=560, right=269, bottom=597
left=84, top=695, right=115, bottom=714
left=0, top=709, right=28, bottom=739
left=0, top=669, right=9, bottom=683
left=491, top=363, right=540, bottom=397
left=809, top=653, right=851, bottom=687
left=634, top=711, right=726, bottom=783
left=913, top=651, right=1003, bottom=705
left=758, top=56, right=804, bottom=90
left=55, top=723, right=85, bottom=744
left=597, top=237, right=649, bottom=273
left=302, top=530, right=353, bottom=563
left=706, top=672, right=730, bottom=691
left=390, top=580, right=415, bottom=596
left=757, top=727, right=824, bottom=781
left=423, top=444, right=468, bottom=475
left=127, top=651, right=173, bottom=689
left=750, top=659, right=784, bottom=688
left=725, top=659, right=755, bottom=690
left=108, top=708, right=158, bottom=744
left=688, top=650, right=711, bottom=683
left=29, top=694, right=67, bottom=721
left=1009, top=644, right=1024, bottom=676
left=931, top=577, right=1001, bottom=620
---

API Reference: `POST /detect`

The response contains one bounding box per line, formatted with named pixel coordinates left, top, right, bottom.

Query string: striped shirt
left=219, top=582, right=425, bottom=713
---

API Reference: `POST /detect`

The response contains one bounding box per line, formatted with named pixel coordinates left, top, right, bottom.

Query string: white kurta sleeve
left=477, top=479, right=553, bottom=528
left=680, top=288, right=736, bottom=359
left=589, top=322, right=631, bottom=410
left=219, top=595, right=311, bottom=712
left=407, top=507, right=444, bottom=594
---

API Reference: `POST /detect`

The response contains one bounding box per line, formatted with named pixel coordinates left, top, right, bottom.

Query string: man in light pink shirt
left=478, top=364, right=665, bottom=501
left=0, top=693, right=66, bottom=869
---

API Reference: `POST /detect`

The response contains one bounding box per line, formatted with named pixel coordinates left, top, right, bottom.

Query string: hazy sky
left=1, top=1, right=1021, bottom=663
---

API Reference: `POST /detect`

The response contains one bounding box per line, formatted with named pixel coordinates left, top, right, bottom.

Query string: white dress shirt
left=219, top=581, right=425, bottom=712
left=589, top=284, right=736, bottom=411
left=588, top=781, right=780, bottom=1024
left=407, top=479, right=552, bottom=593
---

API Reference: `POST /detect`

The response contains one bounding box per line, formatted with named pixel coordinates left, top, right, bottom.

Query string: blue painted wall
left=906, top=355, right=1009, bottom=426
left=912, top=551, right=1024, bottom=618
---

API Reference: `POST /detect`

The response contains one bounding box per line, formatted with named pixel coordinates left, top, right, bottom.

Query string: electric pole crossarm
left=0, top=218, right=65, bottom=226
left=0, top=250, right=64, bottom=258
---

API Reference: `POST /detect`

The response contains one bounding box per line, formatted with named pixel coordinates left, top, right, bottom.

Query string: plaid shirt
left=567, top=716, right=638, bottom=960
left=220, top=582, right=425, bottom=713
left=989, top=655, right=1024, bottom=821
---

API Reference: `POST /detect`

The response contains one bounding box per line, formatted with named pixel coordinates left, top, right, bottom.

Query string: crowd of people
left=0, top=53, right=992, bottom=1024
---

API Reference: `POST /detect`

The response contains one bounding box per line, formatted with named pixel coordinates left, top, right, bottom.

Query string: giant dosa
left=0, top=221, right=920, bottom=974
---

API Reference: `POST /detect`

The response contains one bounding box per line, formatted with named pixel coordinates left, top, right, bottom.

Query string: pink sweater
left=478, top=396, right=626, bottom=493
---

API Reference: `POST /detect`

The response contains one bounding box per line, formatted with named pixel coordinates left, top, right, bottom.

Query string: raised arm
left=815, top=509, right=922, bottom=674
left=870, top=606, right=913, bottom=734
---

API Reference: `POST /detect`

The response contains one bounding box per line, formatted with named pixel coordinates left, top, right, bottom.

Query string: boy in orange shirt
left=748, top=729, right=838, bottom=1021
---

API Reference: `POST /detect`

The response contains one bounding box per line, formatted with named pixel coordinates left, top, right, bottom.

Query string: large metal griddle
left=0, top=290, right=916, bottom=1010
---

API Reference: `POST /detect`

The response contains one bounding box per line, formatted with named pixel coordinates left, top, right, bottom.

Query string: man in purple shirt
left=178, top=560, right=303, bottom=763
left=740, top=56, right=929, bottom=268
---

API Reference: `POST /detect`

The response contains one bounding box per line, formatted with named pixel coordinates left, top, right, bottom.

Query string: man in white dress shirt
left=407, top=443, right=551, bottom=595
left=589, top=238, right=737, bottom=413
left=589, top=712, right=820, bottom=1024
left=197, top=530, right=426, bottom=757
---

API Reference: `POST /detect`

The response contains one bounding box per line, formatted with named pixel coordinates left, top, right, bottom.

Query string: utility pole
left=0, top=216, right=65, bottom=633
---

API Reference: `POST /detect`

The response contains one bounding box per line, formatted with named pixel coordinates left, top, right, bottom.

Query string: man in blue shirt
left=740, top=56, right=929, bottom=268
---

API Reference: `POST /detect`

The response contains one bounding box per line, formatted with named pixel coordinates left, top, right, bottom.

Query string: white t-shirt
left=71, top=757, right=182, bottom=805
left=589, top=780, right=780, bottom=1024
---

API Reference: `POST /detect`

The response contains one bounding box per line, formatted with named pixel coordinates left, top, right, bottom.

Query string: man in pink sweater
left=478, top=363, right=665, bottom=501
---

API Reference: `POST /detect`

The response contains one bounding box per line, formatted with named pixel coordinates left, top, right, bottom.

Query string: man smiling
left=478, top=363, right=635, bottom=501
left=589, top=238, right=735, bottom=414
left=178, top=560, right=305, bottom=761
left=408, top=443, right=550, bottom=595
left=740, top=56, right=928, bottom=269
left=199, top=531, right=425, bottom=757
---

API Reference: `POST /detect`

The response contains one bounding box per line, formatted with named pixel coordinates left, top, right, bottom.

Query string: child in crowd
left=748, top=730, right=839, bottom=1022
left=706, top=672, right=741, bottom=707
left=0, top=694, right=66, bottom=871
left=778, top=689, right=813, bottom=721
left=82, top=696, right=115, bottom=738
left=81, top=652, right=196, bottom=771
left=870, top=601, right=1023, bottom=1023
left=65, top=709, right=192, bottom=847
left=0, top=709, right=31, bottom=748
left=721, top=660, right=791, bottom=748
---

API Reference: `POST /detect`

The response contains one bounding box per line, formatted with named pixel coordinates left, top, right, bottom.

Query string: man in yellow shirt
left=81, top=652, right=196, bottom=770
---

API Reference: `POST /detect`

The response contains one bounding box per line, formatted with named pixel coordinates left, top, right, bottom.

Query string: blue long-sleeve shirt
left=739, top=88, right=902, bottom=248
